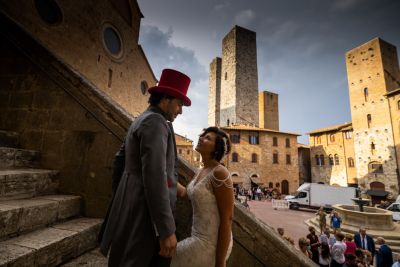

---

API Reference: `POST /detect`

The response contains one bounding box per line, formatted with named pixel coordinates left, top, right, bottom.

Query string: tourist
left=331, top=232, right=347, bottom=267
left=319, top=242, right=331, bottom=267
left=343, top=254, right=358, bottom=267
left=344, top=233, right=357, bottom=256
left=354, top=228, right=375, bottom=264
left=256, top=187, right=262, bottom=201
left=298, top=237, right=312, bottom=259
left=320, top=227, right=336, bottom=248
left=392, top=254, right=400, bottom=267
left=375, top=237, right=393, bottom=267
left=307, top=226, right=321, bottom=264
left=330, top=211, right=342, bottom=233
left=316, top=207, right=327, bottom=234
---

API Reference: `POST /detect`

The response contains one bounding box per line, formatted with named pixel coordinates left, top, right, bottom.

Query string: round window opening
left=103, top=26, right=122, bottom=57
left=34, top=0, right=63, bottom=25
left=141, top=81, right=148, bottom=95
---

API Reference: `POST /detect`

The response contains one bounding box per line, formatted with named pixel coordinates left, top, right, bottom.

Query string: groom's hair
left=200, top=127, right=231, bottom=162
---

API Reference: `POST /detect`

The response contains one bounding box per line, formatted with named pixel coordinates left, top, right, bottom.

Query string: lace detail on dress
left=209, top=171, right=233, bottom=189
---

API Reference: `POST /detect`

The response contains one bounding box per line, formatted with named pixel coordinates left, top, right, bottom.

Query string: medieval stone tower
left=259, top=91, right=279, bottom=130
left=208, top=25, right=259, bottom=127
left=346, top=38, right=400, bottom=193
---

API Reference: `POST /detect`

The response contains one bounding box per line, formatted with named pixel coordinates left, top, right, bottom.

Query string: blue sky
left=137, top=0, right=400, bottom=144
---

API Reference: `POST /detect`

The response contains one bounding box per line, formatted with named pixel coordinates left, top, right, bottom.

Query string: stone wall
left=298, top=145, right=311, bottom=185
left=208, top=57, right=221, bottom=126
left=346, top=38, right=400, bottom=198
left=259, top=91, right=279, bottom=131
left=0, top=14, right=132, bottom=217
left=220, top=26, right=259, bottom=127
left=0, top=0, right=156, bottom=118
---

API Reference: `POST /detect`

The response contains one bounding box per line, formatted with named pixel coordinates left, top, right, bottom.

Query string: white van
left=387, top=202, right=400, bottom=221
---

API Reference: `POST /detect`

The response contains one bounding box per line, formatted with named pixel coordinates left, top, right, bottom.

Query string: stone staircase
left=0, top=130, right=102, bottom=267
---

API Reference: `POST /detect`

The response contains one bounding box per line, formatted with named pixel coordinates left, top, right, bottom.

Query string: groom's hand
left=159, top=233, right=177, bottom=258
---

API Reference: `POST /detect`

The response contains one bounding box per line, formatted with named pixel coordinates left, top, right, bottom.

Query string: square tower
left=259, top=91, right=279, bottom=130
left=346, top=38, right=400, bottom=193
left=220, top=26, right=259, bottom=127
left=208, top=57, right=222, bottom=126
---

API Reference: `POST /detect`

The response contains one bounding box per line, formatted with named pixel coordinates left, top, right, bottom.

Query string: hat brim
left=148, top=86, right=191, bottom=106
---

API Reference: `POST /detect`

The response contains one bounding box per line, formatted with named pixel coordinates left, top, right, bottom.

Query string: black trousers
left=149, top=240, right=172, bottom=267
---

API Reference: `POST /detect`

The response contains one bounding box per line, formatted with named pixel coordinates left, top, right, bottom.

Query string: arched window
left=316, top=136, right=321, bottom=144
left=334, top=154, right=340, bottom=165
left=397, top=100, right=400, bottom=110
left=348, top=157, right=354, bottom=167
left=367, top=114, right=372, bottom=128
left=251, top=153, right=257, bottom=163
left=329, top=155, right=334, bottom=165
left=140, top=81, right=148, bottom=95
left=286, top=154, right=291, bottom=165
left=268, top=182, right=273, bottom=188
left=232, top=152, right=238, bottom=162
left=34, top=0, right=63, bottom=25
left=273, top=137, right=278, bottom=146
left=285, top=138, right=290, bottom=147
left=329, top=134, right=335, bottom=142
left=364, top=87, right=368, bottom=102
left=273, top=152, right=279, bottom=164
left=320, top=155, right=325, bottom=166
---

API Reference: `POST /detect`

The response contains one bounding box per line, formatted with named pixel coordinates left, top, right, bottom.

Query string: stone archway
left=368, top=181, right=387, bottom=206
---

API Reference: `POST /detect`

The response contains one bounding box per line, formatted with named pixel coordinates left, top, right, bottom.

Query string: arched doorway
left=367, top=181, right=388, bottom=206
left=281, top=180, right=289, bottom=195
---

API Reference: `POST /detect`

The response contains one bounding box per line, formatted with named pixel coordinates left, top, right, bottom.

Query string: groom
left=99, top=69, right=191, bottom=266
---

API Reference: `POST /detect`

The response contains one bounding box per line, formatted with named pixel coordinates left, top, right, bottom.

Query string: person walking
left=316, top=207, right=327, bottom=234
left=375, top=237, right=393, bottom=267
left=99, top=69, right=192, bottom=266
left=330, top=211, right=342, bottom=233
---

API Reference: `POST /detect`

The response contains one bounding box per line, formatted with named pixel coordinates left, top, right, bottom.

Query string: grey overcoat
left=100, top=106, right=178, bottom=266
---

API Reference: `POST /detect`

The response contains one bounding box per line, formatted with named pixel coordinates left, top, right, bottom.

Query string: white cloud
left=234, top=9, right=256, bottom=27
left=139, top=25, right=209, bottom=143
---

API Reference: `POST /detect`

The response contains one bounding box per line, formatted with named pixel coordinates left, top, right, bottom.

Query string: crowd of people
left=234, top=185, right=282, bottom=202
left=276, top=207, right=397, bottom=267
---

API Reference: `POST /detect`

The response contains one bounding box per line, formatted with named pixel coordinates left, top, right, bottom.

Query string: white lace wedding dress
left=171, top=166, right=233, bottom=267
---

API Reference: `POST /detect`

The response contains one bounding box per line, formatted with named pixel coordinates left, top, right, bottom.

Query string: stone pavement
left=247, top=200, right=315, bottom=247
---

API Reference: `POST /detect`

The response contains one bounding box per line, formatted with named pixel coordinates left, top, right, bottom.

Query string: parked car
left=387, top=202, right=400, bottom=221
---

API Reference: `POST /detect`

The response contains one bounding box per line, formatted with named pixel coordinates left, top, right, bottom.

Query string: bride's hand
left=177, top=182, right=187, bottom=198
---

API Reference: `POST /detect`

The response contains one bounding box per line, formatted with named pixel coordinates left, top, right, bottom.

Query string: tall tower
left=346, top=38, right=400, bottom=194
left=208, top=57, right=222, bottom=126
left=219, top=26, right=259, bottom=127
left=259, top=91, right=279, bottom=130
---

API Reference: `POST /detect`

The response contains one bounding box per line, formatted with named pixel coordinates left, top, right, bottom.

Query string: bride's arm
left=212, top=166, right=234, bottom=267
left=177, top=182, right=187, bottom=198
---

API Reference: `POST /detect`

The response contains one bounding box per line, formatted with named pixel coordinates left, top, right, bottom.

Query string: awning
left=250, top=177, right=264, bottom=185
left=366, top=189, right=389, bottom=197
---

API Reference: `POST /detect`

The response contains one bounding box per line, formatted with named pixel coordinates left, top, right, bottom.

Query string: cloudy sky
left=137, top=0, right=400, bottom=144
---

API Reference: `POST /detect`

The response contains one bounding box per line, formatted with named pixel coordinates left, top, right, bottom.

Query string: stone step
left=61, top=248, right=107, bottom=267
left=0, top=217, right=102, bottom=267
left=0, top=130, right=19, bottom=148
left=0, top=169, right=59, bottom=200
left=0, top=195, right=82, bottom=239
left=0, top=147, right=40, bottom=169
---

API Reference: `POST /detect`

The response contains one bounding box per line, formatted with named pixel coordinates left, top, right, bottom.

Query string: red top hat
left=148, top=69, right=191, bottom=106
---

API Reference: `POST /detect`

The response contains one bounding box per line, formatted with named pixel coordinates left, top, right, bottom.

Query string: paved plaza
left=247, top=200, right=315, bottom=247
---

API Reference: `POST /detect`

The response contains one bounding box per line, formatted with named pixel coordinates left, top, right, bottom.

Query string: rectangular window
left=285, top=138, right=290, bottom=148
left=187, top=150, right=190, bottom=155
left=248, top=132, right=259, bottom=145
left=286, top=154, right=291, bottom=165
left=273, top=137, right=278, bottom=146
left=345, top=131, right=353, bottom=139
left=231, top=131, right=240, bottom=144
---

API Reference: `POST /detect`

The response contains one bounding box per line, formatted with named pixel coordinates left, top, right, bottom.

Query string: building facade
left=309, top=38, right=400, bottom=201
left=0, top=0, right=157, bottom=117
left=298, top=144, right=311, bottom=186
left=222, top=126, right=299, bottom=194
left=176, top=134, right=202, bottom=168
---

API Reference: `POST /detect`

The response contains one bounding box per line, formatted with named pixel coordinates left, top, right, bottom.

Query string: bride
left=172, top=127, right=234, bottom=267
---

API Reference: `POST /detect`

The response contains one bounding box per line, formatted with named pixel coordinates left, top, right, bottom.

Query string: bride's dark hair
left=200, top=127, right=231, bottom=162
